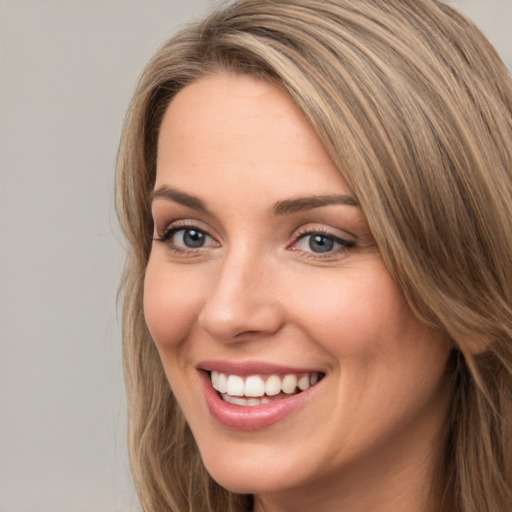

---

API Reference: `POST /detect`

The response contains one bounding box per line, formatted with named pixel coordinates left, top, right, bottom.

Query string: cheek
left=287, top=261, right=409, bottom=357
left=143, top=261, right=204, bottom=349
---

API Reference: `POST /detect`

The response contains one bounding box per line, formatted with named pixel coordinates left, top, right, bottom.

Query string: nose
left=197, top=249, right=284, bottom=343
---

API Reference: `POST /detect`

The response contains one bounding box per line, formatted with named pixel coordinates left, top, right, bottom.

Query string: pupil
left=309, top=234, right=333, bottom=253
left=184, top=229, right=205, bottom=248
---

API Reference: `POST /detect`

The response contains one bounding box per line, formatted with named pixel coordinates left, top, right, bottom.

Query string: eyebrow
left=273, top=194, right=359, bottom=215
left=150, top=185, right=210, bottom=213
left=150, top=185, right=358, bottom=215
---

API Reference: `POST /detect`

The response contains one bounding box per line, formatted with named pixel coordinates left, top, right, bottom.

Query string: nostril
left=197, top=270, right=285, bottom=343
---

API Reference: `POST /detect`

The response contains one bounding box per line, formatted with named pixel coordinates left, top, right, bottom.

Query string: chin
left=197, top=442, right=317, bottom=496
left=199, top=451, right=269, bottom=493
left=208, top=468, right=290, bottom=496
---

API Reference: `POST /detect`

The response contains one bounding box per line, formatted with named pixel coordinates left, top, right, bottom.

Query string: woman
left=115, top=1, right=512, bottom=511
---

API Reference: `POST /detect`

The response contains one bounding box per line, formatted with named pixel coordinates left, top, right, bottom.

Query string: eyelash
left=153, top=221, right=356, bottom=259
left=291, top=226, right=356, bottom=259
left=153, top=221, right=216, bottom=256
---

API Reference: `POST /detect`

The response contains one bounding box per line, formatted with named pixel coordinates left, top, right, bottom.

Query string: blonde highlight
left=116, top=1, right=512, bottom=510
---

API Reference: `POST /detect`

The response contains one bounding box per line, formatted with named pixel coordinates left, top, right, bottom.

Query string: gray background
left=1, top=1, right=510, bottom=511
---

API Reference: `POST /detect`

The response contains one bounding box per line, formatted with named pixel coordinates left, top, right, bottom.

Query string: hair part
left=116, top=1, right=512, bottom=510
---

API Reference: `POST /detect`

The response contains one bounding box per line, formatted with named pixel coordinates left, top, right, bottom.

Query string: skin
left=144, top=74, right=453, bottom=512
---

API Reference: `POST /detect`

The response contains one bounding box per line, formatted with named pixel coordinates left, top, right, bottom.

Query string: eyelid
left=154, top=218, right=215, bottom=239
left=292, top=224, right=355, bottom=243
left=151, top=200, right=220, bottom=235
left=288, top=224, right=356, bottom=258
left=153, top=219, right=220, bottom=254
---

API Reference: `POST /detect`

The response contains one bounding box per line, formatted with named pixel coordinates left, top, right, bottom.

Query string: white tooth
left=310, top=372, right=319, bottom=385
left=261, top=397, right=271, bottom=404
left=265, top=375, right=282, bottom=396
left=282, top=374, right=298, bottom=394
left=223, top=394, right=248, bottom=406
left=247, top=398, right=261, bottom=406
left=211, top=371, right=219, bottom=390
left=216, top=372, right=228, bottom=393
left=226, top=375, right=245, bottom=396
left=245, top=375, right=266, bottom=397
left=298, top=375, right=310, bottom=391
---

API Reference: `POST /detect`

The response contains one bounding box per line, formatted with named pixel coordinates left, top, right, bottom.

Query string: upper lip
left=197, top=359, right=325, bottom=376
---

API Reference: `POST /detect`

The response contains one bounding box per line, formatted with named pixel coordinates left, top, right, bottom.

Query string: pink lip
left=198, top=359, right=321, bottom=376
left=197, top=363, right=325, bottom=431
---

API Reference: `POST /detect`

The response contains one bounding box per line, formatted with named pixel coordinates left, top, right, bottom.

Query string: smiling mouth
left=209, top=371, right=326, bottom=407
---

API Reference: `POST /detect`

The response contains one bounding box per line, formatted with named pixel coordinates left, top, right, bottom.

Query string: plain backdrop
left=0, top=1, right=510, bottom=511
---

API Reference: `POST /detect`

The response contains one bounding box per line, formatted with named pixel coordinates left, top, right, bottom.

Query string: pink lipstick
left=198, top=361, right=325, bottom=430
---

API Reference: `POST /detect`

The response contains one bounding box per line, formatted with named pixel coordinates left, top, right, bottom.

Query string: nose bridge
left=198, top=244, right=282, bottom=342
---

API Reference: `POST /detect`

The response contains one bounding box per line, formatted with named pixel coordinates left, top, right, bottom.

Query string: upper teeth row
left=210, top=371, right=321, bottom=397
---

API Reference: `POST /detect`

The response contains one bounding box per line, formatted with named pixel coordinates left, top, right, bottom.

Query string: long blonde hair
left=116, top=1, right=512, bottom=510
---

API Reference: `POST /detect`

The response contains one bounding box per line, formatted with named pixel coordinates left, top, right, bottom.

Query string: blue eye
left=155, top=225, right=216, bottom=251
left=294, top=232, right=354, bottom=255
left=174, top=228, right=208, bottom=248
left=307, top=234, right=335, bottom=253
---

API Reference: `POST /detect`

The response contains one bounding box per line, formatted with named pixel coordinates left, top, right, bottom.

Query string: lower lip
left=199, top=371, right=323, bottom=431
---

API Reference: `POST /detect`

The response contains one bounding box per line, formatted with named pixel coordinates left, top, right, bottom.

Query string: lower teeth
left=221, top=391, right=299, bottom=407
left=214, top=374, right=325, bottom=407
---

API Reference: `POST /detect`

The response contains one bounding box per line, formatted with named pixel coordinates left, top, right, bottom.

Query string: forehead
left=155, top=74, right=352, bottom=202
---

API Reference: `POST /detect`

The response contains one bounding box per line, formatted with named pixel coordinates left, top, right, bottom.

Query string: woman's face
left=144, top=74, right=452, bottom=506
